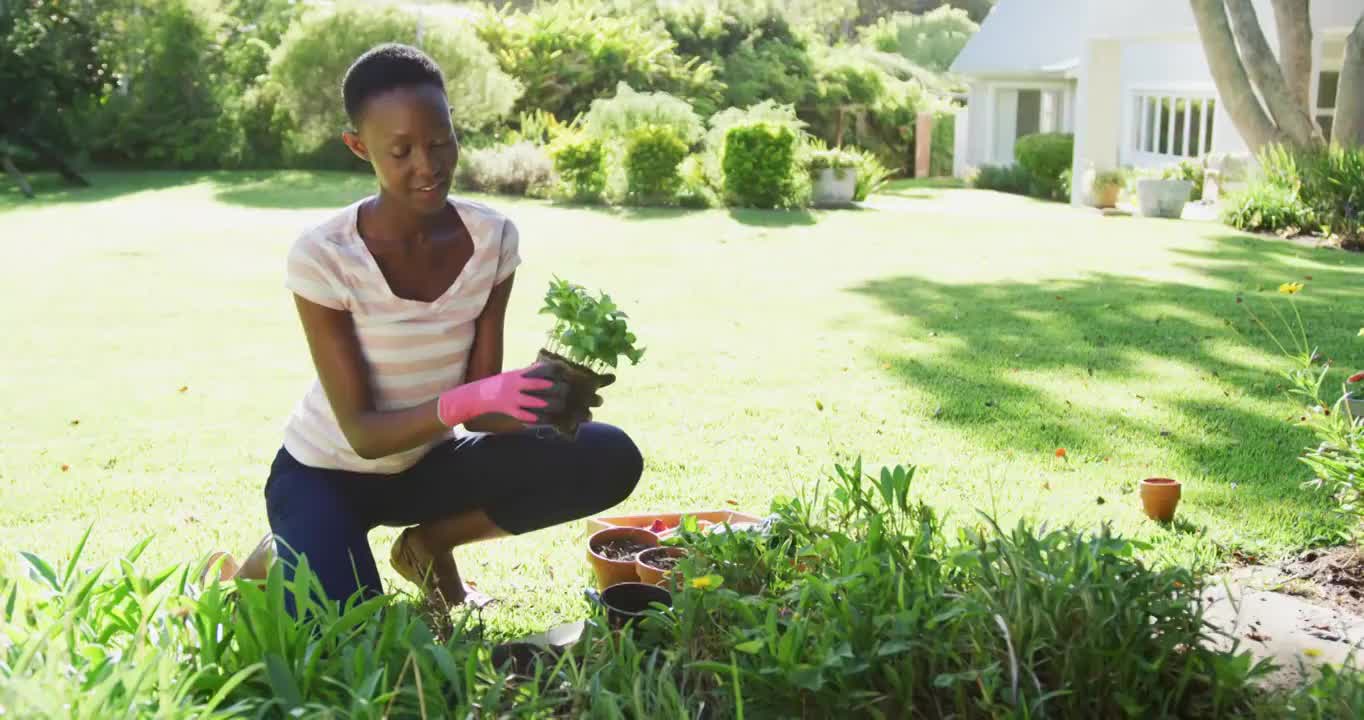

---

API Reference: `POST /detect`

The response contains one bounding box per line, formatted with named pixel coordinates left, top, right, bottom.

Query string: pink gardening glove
left=436, top=364, right=568, bottom=427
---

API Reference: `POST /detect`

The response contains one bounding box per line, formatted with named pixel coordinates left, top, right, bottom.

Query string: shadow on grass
left=849, top=235, right=1364, bottom=537
left=211, top=170, right=374, bottom=209
left=726, top=207, right=817, bottom=227
left=0, top=171, right=213, bottom=210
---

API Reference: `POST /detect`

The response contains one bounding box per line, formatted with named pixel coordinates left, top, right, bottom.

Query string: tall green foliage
left=584, top=83, right=705, bottom=144
left=476, top=1, right=720, bottom=121
left=859, top=6, right=979, bottom=72
left=271, top=5, right=521, bottom=167
left=723, top=122, right=800, bottom=208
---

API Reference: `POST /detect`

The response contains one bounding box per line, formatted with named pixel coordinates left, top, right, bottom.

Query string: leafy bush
left=540, top=278, right=644, bottom=371
left=271, top=5, right=520, bottom=166
left=972, top=164, right=1034, bottom=195
left=1162, top=159, right=1206, bottom=201
left=584, top=83, right=704, bottom=145
left=657, top=1, right=814, bottom=111
left=1222, top=182, right=1315, bottom=235
left=846, top=146, right=891, bottom=201
left=1014, top=132, right=1074, bottom=201
left=550, top=133, right=608, bottom=202
left=723, top=123, right=799, bottom=209
left=624, top=124, right=689, bottom=205
left=1291, top=143, right=1364, bottom=250
left=476, top=1, right=720, bottom=121
left=675, top=154, right=719, bottom=208
left=455, top=142, right=554, bottom=197
left=930, top=110, right=956, bottom=177
left=807, top=45, right=929, bottom=173
left=11, top=455, right=1355, bottom=717
left=859, top=6, right=980, bottom=72
left=84, top=0, right=232, bottom=168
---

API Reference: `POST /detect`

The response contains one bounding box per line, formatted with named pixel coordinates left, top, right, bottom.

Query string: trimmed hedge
left=624, top=124, right=689, bottom=204
left=1014, top=132, right=1073, bottom=201
left=722, top=123, right=798, bottom=209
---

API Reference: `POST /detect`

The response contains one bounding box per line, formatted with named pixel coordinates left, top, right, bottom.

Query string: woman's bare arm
left=462, top=273, right=528, bottom=434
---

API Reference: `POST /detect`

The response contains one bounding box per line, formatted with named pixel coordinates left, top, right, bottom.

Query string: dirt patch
left=641, top=554, right=681, bottom=571
left=595, top=538, right=650, bottom=562
left=1281, top=546, right=1364, bottom=616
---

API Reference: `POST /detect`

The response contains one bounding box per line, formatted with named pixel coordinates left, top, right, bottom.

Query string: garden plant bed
left=1281, top=546, right=1364, bottom=617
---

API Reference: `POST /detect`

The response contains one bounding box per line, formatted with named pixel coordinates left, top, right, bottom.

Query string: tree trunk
left=1271, top=0, right=1314, bottom=114
left=1225, top=0, right=1321, bottom=145
left=1336, top=14, right=1364, bottom=147
left=1191, top=0, right=1282, bottom=150
left=13, top=129, right=90, bottom=187
left=2, top=154, right=35, bottom=199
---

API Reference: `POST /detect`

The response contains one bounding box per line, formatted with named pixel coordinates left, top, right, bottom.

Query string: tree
left=1190, top=0, right=1363, bottom=149
left=0, top=0, right=108, bottom=194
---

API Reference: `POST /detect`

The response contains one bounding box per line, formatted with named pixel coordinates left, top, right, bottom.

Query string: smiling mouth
left=416, top=181, right=445, bottom=193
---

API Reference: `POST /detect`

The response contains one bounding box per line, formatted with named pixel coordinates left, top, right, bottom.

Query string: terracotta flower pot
left=536, top=349, right=610, bottom=438
left=586, top=527, right=658, bottom=591
left=1140, top=477, right=1182, bottom=522
left=635, top=546, right=688, bottom=587
left=1094, top=183, right=1121, bottom=209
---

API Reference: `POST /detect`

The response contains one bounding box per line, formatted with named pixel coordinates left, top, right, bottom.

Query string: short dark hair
left=342, top=43, right=446, bottom=127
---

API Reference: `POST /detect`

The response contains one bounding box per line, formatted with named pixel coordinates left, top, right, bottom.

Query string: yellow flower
left=1358, top=328, right=1364, bottom=337
left=689, top=574, right=724, bottom=591
left=1278, top=282, right=1304, bottom=295
left=1303, top=648, right=1323, bottom=659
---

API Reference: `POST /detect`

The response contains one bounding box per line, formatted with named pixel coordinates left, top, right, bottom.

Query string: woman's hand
left=437, top=363, right=569, bottom=427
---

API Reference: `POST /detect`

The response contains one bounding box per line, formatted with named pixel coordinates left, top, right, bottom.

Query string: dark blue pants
left=264, top=423, right=643, bottom=606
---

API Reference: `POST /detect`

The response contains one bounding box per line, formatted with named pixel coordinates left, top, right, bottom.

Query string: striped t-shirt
left=282, top=196, right=521, bottom=474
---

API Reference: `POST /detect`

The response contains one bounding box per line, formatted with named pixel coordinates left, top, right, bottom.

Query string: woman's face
left=343, top=84, right=459, bottom=216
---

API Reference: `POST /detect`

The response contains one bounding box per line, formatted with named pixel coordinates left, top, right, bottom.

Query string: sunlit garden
left=5, top=0, right=1364, bottom=716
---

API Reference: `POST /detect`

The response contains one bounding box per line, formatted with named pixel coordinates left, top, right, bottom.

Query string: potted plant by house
left=537, top=278, right=645, bottom=438
left=1135, top=167, right=1193, bottom=219
left=1091, top=169, right=1127, bottom=209
left=809, top=149, right=858, bottom=208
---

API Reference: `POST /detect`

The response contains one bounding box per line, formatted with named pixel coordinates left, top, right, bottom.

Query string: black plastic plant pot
left=536, top=348, right=609, bottom=437
left=599, top=582, right=672, bottom=630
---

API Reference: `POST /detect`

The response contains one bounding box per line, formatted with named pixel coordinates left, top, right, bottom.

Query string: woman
left=255, top=43, right=642, bottom=609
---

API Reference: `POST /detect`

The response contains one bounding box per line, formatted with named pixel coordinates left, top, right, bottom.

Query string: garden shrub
left=930, top=110, right=955, bottom=177
left=1291, top=143, right=1364, bottom=249
left=674, top=154, right=718, bottom=208
left=271, top=5, right=520, bottom=166
left=476, top=1, right=721, bottom=121
left=842, top=145, right=891, bottom=201
left=455, top=142, right=555, bottom=197
left=1014, top=132, right=1074, bottom=200
left=584, top=83, right=704, bottom=145
left=722, top=123, right=798, bottom=208
left=972, top=164, right=1033, bottom=195
left=858, top=6, right=980, bottom=72
left=624, top=124, right=689, bottom=205
left=84, top=0, right=232, bottom=168
left=7, top=455, right=1353, bottom=717
left=1221, top=182, right=1315, bottom=235
left=550, top=133, right=607, bottom=202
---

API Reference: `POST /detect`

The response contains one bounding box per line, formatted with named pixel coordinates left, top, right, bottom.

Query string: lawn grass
left=3, top=170, right=1362, bottom=637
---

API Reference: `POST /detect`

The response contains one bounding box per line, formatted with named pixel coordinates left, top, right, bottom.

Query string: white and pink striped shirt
left=283, top=197, right=521, bottom=473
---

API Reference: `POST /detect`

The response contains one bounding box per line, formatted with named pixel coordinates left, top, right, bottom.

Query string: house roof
left=950, top=0, right=1088, bottom=77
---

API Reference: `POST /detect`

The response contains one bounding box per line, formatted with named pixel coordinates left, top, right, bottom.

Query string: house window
left=1317, top=70, right=1338, bottom=139
left=1131, top=93, right=1215, bottom=159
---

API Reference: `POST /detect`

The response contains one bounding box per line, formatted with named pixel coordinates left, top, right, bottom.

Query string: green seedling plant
left=539, top=277, right=645, bottom=373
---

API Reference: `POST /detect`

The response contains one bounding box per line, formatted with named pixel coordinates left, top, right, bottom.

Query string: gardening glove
left=437, top=363, right=568, bottom=427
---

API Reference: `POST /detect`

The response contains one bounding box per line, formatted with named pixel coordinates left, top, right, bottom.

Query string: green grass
left=3, top=171, right=1363, bottom=637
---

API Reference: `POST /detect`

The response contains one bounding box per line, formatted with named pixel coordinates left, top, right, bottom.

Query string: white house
left=949, top=0, right=1360, bottom=205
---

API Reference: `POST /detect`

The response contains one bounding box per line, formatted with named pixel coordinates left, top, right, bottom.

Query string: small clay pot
left=1140, top=477, right=1182, bottom=522
left=587, top=527, right=658, bottom=591
left=537, top=349, right=609, bottom=438
left=635, top=547, right=688, bottom=587
left=599, top=582, right=672, bottom=629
